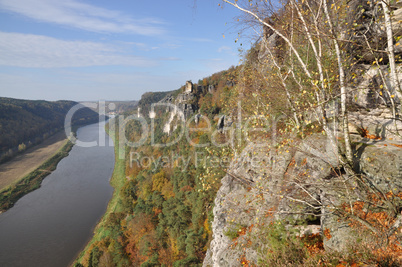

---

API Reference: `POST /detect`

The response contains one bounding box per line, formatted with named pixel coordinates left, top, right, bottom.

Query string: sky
left=0, top=0, right=249, bottom=101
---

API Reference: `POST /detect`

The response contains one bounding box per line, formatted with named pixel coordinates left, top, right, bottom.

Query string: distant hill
left=81, top=100, right=139, bottom=115
left=0, top=97, right=99, bottom=162
left=108, top=100, right=138, bottom=114
left=137, top=90, right=180, bottom=115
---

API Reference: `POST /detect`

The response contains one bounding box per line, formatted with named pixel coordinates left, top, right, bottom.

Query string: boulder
left=204, top=131, right=402, bottom=265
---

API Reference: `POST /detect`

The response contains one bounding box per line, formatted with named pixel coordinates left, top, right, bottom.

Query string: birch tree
left=380, top=0, right=402, bottom=104
left=222, top=0, right=354, bottom=164
left=322, top=0, right=353, bottom=163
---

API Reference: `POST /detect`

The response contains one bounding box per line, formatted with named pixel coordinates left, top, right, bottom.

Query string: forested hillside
left=77, top=70, right=237, bottom=266
left=137, top=91, right=179, bottom=115
left=77, top=0, right=402, bottom=266
left=0, top=97, right=99, bottom=162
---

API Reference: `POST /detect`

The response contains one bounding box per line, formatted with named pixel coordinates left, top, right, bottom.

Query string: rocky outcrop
left=175, top=82, right=196, bottom=119
left=204, top=129, right=402, bottom=266
left=345, top=0, right=402, bottom=64
left=348, top=63, right=402, bottom=139
left=185, top=80, right=193, bottom=93
left=217, top=116, right=233, bottom=132
left=158, top=81, right=199, bottom=134
left=202, top=2, right=402, bottom=266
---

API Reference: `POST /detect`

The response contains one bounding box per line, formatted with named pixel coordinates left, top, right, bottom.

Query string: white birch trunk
left=381, top=0, right=402, bottom=103
left=323, top=0, right=354, bottom=164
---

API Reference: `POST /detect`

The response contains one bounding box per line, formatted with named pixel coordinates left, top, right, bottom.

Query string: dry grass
left=0, top=131, right=67, bottom=191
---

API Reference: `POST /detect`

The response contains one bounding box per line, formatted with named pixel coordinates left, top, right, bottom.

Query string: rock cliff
left=203, top=1, right=402, bottom=265
left=204, top=127, right=402, bottom=266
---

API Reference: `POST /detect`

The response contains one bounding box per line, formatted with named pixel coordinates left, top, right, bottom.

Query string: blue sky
left=0, top=0, right=249, bottom=101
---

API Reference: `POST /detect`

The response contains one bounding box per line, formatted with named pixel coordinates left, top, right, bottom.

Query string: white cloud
left=0, top=0, right=165, bottom=35
left=124, top=42, right=160, bottom=51
left=0, top=31, right=157, bottom=68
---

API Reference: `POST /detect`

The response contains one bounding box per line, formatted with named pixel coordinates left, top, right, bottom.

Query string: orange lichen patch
left=361, top=128, right=369, bottom=136
left=345, top=201, right=393, bottom=228
left=341, top=198, right=402, bottom=262
left=366, top=134, right=381, bottom=140
left=239, top=255, right=251, bottom=266
left=370, top=237, right=402, bottom=262
left=238, top=224, right=255, bottom=237
left=385, top=191, right=402, bottom=199
left=288, top=159, right=296, bottom=167
left=390, top=143, right=402, bottom=148
left=360, top=128, right=381, bottom=140
left=301, top=233, right=324, bottom=255
left=265, top=207, right=275, bottom=218
left=323, top=228, right=332, bottom=240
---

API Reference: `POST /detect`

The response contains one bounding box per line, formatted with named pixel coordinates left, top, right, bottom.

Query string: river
left=0, top=121, right=115, bottom=267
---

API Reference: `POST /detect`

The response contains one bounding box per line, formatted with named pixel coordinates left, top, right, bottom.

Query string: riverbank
left=0, top=138, right=74, bottom=212
left=0, top=121, right=115, bottom=267
left=0, top=131, right=68, bottom=191
left=73, top=120, right=125, bottom=266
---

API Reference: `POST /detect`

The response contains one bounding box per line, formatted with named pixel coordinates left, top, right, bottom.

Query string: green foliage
left=173, top=256, right=200, bottom=267
left=152, top=170, right=167, bottom=192
left=140, top=253, right=159, bottom=267
left=120, top=180, right=138, bottom=213
left=79, top=1, right=402, bottom=265
left=0, top=140, right=74, bottom=212
left=257, top=221, right=308, bottom=266
left=0, top=97, right=99, bottom=162
left=88, top=247, right=102, bottom=267
left=224, top=224, right=245, bottom=240
left=78, top=68, right=241, bottom=266
left=137, top=91, right=177, bottom=115
left=17, top=143, right=26, bottom=152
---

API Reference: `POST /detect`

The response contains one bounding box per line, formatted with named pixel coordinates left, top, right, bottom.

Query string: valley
left=0, top=131, right=67, bottom=191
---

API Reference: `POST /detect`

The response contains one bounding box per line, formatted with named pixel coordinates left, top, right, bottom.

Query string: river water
left=0, top=122, right=115, bottom=267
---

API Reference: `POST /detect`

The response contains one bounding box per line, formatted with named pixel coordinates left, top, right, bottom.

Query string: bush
left=223, top=223, right=246, bottom=240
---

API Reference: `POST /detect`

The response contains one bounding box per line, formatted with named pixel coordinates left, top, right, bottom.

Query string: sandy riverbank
left=0, top=131, right=68, bottom=191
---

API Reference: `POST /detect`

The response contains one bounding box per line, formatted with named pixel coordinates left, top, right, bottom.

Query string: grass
left=0, top=139, right=74, bottom=212
left=74, top=121, right=127, bottom=265
left=0, top=131, right=69, bottom=190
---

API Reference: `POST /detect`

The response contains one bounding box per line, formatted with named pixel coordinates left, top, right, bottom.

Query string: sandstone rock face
left=158, top=82, right=197, bottom=132
left=185, top=80, right=193, bottom=93
left=345, top=0, right=402, bottom=64
left=175, top=85, right=196, bottom=119
left=204, top=131, right=402, bottom=266
left=392, top=2, right=402, bottom=35
left=202, top=2, right=402, bottom=265
left=348, top=63, right=402, bottom=139
left=350, top=64, right=401, bottom=107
